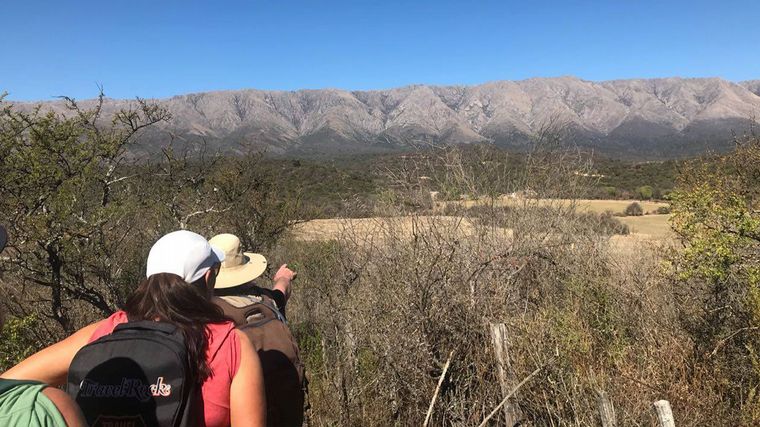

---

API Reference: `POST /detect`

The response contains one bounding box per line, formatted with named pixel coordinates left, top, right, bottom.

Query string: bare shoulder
left=230, top=329, right=266, bottom=426
left=234, top=328, right=253, bottom=344
left=41, top=387, right=87, bottom=427
left=233, top=329, right=262, bottom=374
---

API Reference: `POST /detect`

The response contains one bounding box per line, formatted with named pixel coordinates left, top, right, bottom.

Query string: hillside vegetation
left=262, top=146, right=681, bottom=218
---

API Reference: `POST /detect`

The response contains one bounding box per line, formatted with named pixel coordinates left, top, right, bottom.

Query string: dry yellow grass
left=291, top=213, right=672, bottom=243
left=289, top=214, right=675, bottom=278
left=435, top=197, right=669, bottom=215
left=571, top=199, right=669, bottom=214
left=289, top=215, right=513, bottom=242
left=618, top=214, right=673, bottom=237
left=290, top=200, right=674, bottom=244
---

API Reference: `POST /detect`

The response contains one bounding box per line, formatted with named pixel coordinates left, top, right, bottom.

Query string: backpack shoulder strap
left=113, top=320, right=179, bottom=335
left=213, top=294, right=285, bottom=328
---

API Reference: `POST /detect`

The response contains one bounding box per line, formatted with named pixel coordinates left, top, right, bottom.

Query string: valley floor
left=291, top=199, right=673, bottom=241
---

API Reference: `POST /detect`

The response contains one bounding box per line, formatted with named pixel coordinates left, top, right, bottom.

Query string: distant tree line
left=307, top=145, right=682, bottom=203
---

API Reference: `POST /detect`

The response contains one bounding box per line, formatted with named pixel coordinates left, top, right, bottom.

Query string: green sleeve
left=0, top=380, right=68, bottom=426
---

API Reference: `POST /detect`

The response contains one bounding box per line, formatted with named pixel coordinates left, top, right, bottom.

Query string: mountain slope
left=13, top=77, right=760, bottom=159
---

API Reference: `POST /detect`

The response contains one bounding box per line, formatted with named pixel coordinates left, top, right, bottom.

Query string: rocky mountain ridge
left=14, top=76, right=760, bottom=159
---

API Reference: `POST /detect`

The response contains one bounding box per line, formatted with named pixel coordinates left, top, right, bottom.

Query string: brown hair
left=124, top=273, right=228, bottom=383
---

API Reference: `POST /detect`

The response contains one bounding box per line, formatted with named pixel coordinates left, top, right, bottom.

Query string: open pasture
left=289, top=215, right=513, bottom=242
left=292, top=198, right=674, bottom=242
left=435, top=197, right=669, bottom=215
left=618, top=214, right=672, bottom=236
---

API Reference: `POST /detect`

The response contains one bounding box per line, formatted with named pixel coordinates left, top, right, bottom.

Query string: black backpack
left=67, top=321, right=200, bottom=427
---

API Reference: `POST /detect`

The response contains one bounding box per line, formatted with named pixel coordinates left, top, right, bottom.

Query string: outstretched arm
left=1, top=321, right=103, bottom=387
left=272, top=264, right=296, bottom=305
left=230, top=329, right=267, bottom=427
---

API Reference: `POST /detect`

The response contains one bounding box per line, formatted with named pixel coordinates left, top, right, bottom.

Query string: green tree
left=208, top=152, right=303, bottom=251
left=0, top=93, right=298, bottom=337
left=670, top=130, right=760, bottom=421
left=0, top=93, right=171, bottom=333
left=636, top=185, right=654, bottom=200
left=0, top=315, right=44, bottom=371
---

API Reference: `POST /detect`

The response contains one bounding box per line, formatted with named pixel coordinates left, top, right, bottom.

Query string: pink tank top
left=89, top=311, right=241, bottom=427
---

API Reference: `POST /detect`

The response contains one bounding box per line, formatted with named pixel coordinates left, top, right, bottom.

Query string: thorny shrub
left=277, top=137, right=719, bottom=425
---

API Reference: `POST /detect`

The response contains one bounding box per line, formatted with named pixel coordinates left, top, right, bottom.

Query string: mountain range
left=15, top=76, right=760, bottom=159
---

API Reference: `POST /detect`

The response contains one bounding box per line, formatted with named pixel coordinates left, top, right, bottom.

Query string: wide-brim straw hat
left=208, top=233, right=267, bottom=289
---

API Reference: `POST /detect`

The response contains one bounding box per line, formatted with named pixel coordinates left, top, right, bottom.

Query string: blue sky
left=1, top=0, right=758, bottom=101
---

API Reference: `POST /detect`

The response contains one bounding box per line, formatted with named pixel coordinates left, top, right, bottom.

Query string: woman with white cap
left=2, top=230, right=267, bottom=427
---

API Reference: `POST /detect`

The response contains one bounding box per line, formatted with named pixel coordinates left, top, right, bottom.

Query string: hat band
left=222, top=253, right=250, bottom=269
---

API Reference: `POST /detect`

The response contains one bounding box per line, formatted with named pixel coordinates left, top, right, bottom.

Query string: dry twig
left=423, top=349, right=455, bottom=427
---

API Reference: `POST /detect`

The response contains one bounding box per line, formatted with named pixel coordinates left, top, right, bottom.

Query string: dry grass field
left=435, top=197, right=669, bottom=215
left=291, top=199, right=673, bottom=242
left=618, top=214, right=672, bottom=236
left=289, top=215, right=514, bottom=242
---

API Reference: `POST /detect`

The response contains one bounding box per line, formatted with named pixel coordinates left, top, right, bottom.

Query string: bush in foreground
left=670, top=130, right=760, bottom=424
left=280, top=205, right=708, bottom=425
left=278, top=134, right=714, bottom=425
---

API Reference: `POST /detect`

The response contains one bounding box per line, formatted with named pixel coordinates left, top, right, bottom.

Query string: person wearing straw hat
left=210, top=233, right=296, bottom=315
left=209, top=233, right=305, bottom=427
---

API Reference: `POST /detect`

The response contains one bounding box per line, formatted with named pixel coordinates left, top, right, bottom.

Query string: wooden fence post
left=596, top=389, right=617, bottom=427
left=653, top=400, right=675, bottom=427
left=489, top=323, right=522, bottom=426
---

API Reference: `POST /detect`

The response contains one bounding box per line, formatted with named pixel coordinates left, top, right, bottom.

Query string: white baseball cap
left=146, top=230, right=225, bottom=284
